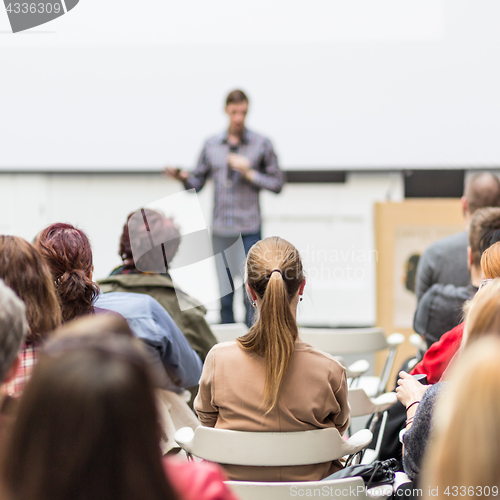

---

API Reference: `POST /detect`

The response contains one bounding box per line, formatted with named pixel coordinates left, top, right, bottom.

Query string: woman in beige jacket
left=194, top=236, right=350, bottom=482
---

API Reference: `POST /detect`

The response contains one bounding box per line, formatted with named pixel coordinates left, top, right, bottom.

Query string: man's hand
left=164, top=167, right=189, bottom=182
left=228, top=153, right=256, bottom=182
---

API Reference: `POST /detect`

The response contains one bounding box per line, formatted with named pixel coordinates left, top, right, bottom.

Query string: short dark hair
left=225, top=89, right=249, bottom=106
left=464, top=172, right=500, bottom=215
left=469, top=207, right=500, bottom=266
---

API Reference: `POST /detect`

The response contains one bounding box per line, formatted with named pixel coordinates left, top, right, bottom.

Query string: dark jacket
left=414, top=283, right=476, bottom=349
left=98, top=272, right=217, bottom=362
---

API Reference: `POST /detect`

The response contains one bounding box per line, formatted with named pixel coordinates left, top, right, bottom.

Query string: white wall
left=0, top=171, right=403, bottom=326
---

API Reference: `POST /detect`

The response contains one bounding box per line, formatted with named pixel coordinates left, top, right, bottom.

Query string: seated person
left=99, top=209, right=217, bottom=362
left=0, top=334, right=237, bottom=500
left=422, top=336, right=500, bottom=497
left=0, top=236, right=62, bottom=396
left=411, top=207, right=500, bottom=380
left=195, top=237, right=350, bottom=482
left=35, top=223, right=202, bottom=393
left=413, top=207, right=500, bottom=349
left=0, top=279, right=29, bottom=428
left=397, top=278, right=500, bottom=482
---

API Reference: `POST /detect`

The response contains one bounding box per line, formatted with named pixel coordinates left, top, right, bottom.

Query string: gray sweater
left=402, top=383, right=444, bottom=480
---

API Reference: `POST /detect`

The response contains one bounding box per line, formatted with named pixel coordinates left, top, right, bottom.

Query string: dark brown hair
left=1, top=335, right=178, bottom=500
left=0, top=235, right=62, bottom=345
left=238, top=237, right=304, bottom=412
left=35, top=223, right=99, bottom=323
left=120, top=209, right=181, bottom=273
left=468, top=207, right=500, bottom=266
left=225, top=89, right=249, bottom=106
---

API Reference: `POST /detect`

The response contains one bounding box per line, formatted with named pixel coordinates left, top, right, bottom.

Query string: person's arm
left=148, top=299, right=203, bottom=390
left=415, top=247, right=437, bottom=301
left=164, top=142, right=211, bottom=192
left=229, top=139, right=285, bottom=193
left=331, top=368, right=350, bottom=435
left=400, top=384, right=442, bottom=481
left=194, top=347, right=219, bottom=427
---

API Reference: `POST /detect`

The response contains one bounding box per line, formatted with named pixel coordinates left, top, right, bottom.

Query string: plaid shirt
left=184, top=129, right=285, bottom=237
left=2, top=344, right=38, bottom=398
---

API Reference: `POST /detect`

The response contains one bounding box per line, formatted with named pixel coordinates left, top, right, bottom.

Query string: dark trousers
left=212, top=230, right=261, bottom=327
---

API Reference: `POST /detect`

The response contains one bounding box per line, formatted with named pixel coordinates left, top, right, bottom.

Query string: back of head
left=464, top=172, right=500, bottom=215
left=239, top=237, right=304, bottom=412
left=0, top=235, right=61, bottom=344
left=463, top=279, right=500, bottom=347
left=52, top=313, right=134, bottom=340
left=469, top=207, right=500, bottom=267
left=35, top=223, right=99, bottom=323
left=480, top=241, right=500, bottom=279
left=422, top=336, right=500, bottom=497
left=120, top=209, right=181, bottom=273
left=1, top=335, right=177, bottom=500
left=0, top=279, right=28, bottom=383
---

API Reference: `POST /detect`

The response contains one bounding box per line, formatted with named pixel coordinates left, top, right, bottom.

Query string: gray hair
left=0, top=279, right=28, bottom=382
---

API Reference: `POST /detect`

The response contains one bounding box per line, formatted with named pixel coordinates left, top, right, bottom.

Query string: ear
left=246, top=284, right=258, bottom=302
left=4, top=354, right=21, bottom=385
left=461, top=196, right=468, bottom=216
left=467, top=246, right=473, bottom=269
left=299, top=279, right=306, bottom=295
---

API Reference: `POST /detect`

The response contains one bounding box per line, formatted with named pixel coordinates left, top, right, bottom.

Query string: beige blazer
left=194, top=339, right=350, bottom=481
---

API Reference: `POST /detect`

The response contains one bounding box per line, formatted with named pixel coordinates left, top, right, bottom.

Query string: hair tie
left=269, top=269, right=282, bottom=278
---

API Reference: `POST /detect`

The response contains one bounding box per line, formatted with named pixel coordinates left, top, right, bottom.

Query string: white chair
left=210, top=322, right=249, bottom=343
left=226, top=476, right=368, bottom=500
left=299, top=327, right=405, bottom=397
left=174, top=426, right=372, bottom=466
left=348, top=388, right=397, bottom=464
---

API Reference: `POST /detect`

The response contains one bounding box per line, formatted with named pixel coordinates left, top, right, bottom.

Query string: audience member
left=415, top=172, right=500, bottom=301
left=422, top=336, right=500, bottom=498
left=35, top=223, right=202, bottom=393
left=195, top=236, right=350, bottom=481
left=0, top=280, right=28, bottom=428
left=0, top=335, right=236, bottom=500
left=99, top=209, right=217, bottom=362
left=397, top=278, right=500, bottom=483
left=411, top=207, right=500, bottom=380
left=0, top=236, right=62, bottom=396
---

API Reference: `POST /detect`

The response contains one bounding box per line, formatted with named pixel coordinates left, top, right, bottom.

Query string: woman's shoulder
left=164, top=458, right=238, bottom=500
left=294, top=339, right=345, bottom=367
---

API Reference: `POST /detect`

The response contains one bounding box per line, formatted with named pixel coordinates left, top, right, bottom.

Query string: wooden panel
left=374, top=199, right=465, bottom=386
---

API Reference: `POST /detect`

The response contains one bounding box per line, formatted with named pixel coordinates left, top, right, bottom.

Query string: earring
left=299, top=296, right=303, bottom=302
left=252, top=301, right=256, bottom=307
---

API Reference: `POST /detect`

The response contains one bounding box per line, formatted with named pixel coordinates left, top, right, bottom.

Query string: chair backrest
left=348, top=388, right=397, bottom=418
left=174, top=426, right=372, bottom=466
left=210, top=322, right=249, bottom=343
left=298, top=327, right=388, bottom=355
left=226, top=477, right=367, bottom=500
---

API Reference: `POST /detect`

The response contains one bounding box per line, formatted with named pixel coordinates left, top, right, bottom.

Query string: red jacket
left=410, top=322, right=464, bottom=384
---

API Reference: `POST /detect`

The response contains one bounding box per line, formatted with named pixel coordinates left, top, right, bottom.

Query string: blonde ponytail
left=237, top=237, right=304, bottom=412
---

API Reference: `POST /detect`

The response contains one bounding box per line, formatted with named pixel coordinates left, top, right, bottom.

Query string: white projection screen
left=1, top=0, right=499, bottom=171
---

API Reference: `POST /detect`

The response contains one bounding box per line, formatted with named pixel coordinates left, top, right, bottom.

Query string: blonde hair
left=463, top=279, right=500, bottom=346
left=422, top=336, right=500, bottom=498
left=238, top=237, right=304, bottom=412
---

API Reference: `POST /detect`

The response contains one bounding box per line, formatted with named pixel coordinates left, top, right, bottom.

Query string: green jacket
left=98, top=273, right=217, bottom=361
